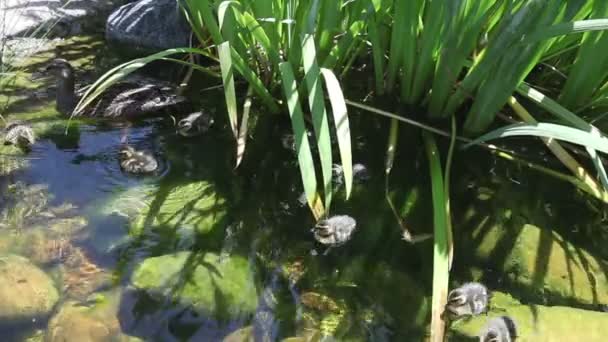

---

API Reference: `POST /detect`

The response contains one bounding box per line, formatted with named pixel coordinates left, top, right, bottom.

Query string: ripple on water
left=23, top=123, right=169, bottom=207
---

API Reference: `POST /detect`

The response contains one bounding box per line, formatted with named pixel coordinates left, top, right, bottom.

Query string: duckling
left=118, top=146, right=158, bottom=174
left=445, top=282, right=490, bottom=319
left=177, top=111, right=214, bottom=137
left=44, top=58, right=186, bottom=118
left=4, top=121, right=35, bottom=148
left=479, top=316, right=517, bottom=342
left=312, top=215, right=357, bottom=247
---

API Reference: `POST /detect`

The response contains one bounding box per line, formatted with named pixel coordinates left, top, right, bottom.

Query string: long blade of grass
left=367, top=11, right=385, bottom=95
left=423, top=131, right=450, bottom=342
left=464, top=122, right=608, bottom=154
left=522, top=18, right=608, bottom=43
left=559, top=2, right=608, bottom=110
left=235, top=86, right=253, bottom=168
left=302, top=34, right=333, bottom=211
left=279, top=61, right=323, bottom=218
left=516, top=83, right=591, bottom=129
left=384, top=0, right=406, bottom=92
left=320, top=68, right=353, bottom=199
left=218, top=42, right=239, bottom=139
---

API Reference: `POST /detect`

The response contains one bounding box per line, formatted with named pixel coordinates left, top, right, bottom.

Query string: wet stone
left=469, top=223, right=608, bottom=307
left=0, top=254, right=59, bottom=323
left=131, top=251, right=258, bottom=320
left=449, top=292, right=608, bottom=341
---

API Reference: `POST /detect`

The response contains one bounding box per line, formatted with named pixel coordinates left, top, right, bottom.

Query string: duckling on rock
left=44, top=58, right=186, bottom=118
left=479, top=316, right=517, bottom=342
left=118, top=146, right=158, bottom=174
left=445, top=282, right=490, bottom=319
left=177, top=111, right=214, bottom=137
left=4, top=121, right=35, bottom=148
left=312, top=215, right=357, bottom=248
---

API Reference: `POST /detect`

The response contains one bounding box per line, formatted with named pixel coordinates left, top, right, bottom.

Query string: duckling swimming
left=479, top=316, right=517, bottom=342
left=177, top=111, right=214, bottom=137
left=118, top=146, right=158, bottom=174
left=44, top=58, right=186, bottom=118
left=445, top=282, right=490, bottom=319
left=4, top=121, right=35, bottom=148
left=312, top=215, right=357, bottom=248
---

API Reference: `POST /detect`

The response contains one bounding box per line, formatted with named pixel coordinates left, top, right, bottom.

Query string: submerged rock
left=131, top=181, right=227, bottom=237
left=46, top=290, right=141, bottom=342
left=0, top=254, right=59, bottom=322
left=131, top=251, right=258, bottom=320
left=468, top=223, right=608, bottom=307
left=450, top=292, right=608, bottom=341
left=106, top=0, right=192, bottom=55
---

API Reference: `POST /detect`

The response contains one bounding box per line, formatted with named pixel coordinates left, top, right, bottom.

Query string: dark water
left=1, top=37, right=606, bottom=342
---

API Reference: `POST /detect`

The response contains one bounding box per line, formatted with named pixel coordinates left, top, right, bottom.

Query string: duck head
left=45, top=58, right=74, bottom=80
left=118, top=145, right=136, bottom=159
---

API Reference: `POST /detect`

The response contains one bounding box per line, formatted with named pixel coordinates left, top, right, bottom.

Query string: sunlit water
left=1, top=37, right=607, bottom=342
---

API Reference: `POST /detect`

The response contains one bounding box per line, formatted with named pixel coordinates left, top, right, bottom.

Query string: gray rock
left=105, top=0, right=192, bottom=55
left=0, top=254, right=59, bottom=322
left=1, top=0, right=131, bottom=39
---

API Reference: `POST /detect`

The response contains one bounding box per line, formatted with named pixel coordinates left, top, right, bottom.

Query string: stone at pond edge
left=0, top=254, right=59, bottom=322
left=469, top=223, right=608, bottom=307
left=46, top=300, right=120, bottom=342
left=106, top=0, right=192, bottom=56
left=450, top=291, right=608, bottom=341
left=131, top=251, right=258, bottom=320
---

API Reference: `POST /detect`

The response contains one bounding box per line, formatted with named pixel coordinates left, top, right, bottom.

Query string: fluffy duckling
left=118, top=146, right=158, bottom=174
left=445, top=282, right=490, bottom=319
left=177, top=111, right=214, bottom=137
left=4, top=121, right=35, bottom=148
left=45, top=58, right=186, bottom=118
left=312, top=215, right=357, bottom=247
left=479, top=316, right=517, bottom=342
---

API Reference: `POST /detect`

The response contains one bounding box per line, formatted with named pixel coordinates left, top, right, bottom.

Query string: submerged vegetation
left=1, top=0, right=608, bottom=340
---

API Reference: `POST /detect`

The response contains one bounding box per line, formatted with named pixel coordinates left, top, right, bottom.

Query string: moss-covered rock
left=0, top=254, right=59, bottom=322
left=46, top=289, right=142, bottom=342
left=131, top=251, right=258, bottom=320
left=449, top=291, right=608, bottom=341
left=131, top=181, right=227, bottom=237
left=469, top=223, right=608, bottom=307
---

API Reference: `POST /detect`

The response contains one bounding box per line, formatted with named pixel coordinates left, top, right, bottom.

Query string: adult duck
left=45, top=59, right=186, bottom=118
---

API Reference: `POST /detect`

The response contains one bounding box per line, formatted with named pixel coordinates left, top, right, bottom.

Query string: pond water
left=1, top=36, right=607, bottom=342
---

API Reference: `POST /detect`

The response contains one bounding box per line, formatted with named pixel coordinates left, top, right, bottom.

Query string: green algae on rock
left=131, top=181, right=227, bottom=237
left=468, top=223, right=608, bottom=307
left=449, top=291, right=608, bottom=342
left=0, top=254, right=59, bottom=323
left=46, top=288, right=141, bottom=342
left=131, top=251, right=258, bottom=320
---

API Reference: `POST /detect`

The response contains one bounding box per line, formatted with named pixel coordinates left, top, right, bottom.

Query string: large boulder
left=131, top=251, right=258, bottom=320
left=2, top=0, right=130, bottom=39
left=450, top=292, right=608, bottom=341
left=105, top=0, right=192, bottom=55
left=0, top=254, right=59, bottom=323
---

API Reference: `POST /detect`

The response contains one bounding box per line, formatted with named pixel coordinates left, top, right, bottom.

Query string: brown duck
left=45, top=58, right=186, bottom=118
